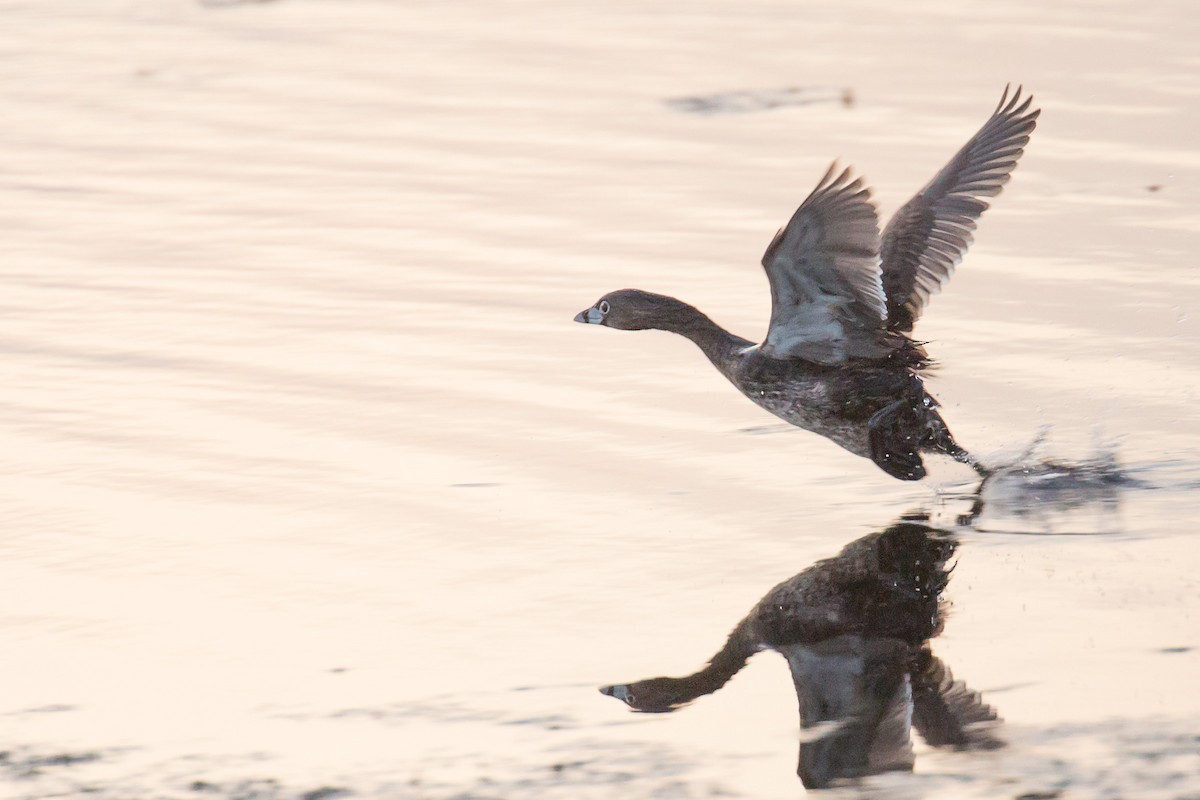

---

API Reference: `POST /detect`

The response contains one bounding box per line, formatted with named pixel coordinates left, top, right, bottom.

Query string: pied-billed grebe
left=575, top=87, right=1039, bottom=480
left=599, top=522, right=999, bottom=788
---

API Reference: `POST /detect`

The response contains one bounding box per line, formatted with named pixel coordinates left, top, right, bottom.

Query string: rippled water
left=4, top=1, right=1199, bottom=798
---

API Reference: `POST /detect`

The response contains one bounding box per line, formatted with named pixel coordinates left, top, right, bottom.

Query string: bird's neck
left=656, top=619, right=759, bottom=705
left=652, top=299, right=752, bottom=371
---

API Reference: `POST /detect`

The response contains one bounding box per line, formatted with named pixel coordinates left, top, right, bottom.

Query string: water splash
left=952, top=429, right=1136, bottom=534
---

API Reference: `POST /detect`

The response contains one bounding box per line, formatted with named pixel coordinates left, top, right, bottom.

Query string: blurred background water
left=2, top=0, right=1198, bottom=797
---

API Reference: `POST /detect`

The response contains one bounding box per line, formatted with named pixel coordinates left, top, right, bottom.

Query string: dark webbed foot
left=868, top=400, right=927, bottom=481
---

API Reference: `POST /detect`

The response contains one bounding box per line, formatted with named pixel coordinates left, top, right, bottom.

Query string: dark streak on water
left=664, top=86, right=854, bottom=115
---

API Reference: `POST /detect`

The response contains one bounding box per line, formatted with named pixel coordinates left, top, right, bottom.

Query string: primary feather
left=881, top=85, right=1040, bottom=332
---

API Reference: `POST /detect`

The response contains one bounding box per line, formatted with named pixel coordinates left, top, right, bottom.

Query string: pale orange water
left=3, top=1, right=1199, bottom=798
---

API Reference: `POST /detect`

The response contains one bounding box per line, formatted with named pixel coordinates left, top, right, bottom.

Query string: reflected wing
left=760, top=163, right=886, bottom=364
left=881, top=86, right=1040, bottom=331
left=782, top=636, right=916, bottom=789
left=909, top=648, right=1002, bottom=749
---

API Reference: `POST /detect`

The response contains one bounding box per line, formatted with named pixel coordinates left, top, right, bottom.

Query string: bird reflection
left=600, top=521, right=1000, bottom=789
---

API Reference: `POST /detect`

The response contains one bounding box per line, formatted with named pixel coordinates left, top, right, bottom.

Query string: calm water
left=3, top=0, right=1199, bottom=798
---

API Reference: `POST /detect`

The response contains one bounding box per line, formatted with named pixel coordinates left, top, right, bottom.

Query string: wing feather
left=881, top=85, right=1040, bottom=332
left=760, top=163, right=886, bottom=364
left=909, top=649, right=1002, bottom=749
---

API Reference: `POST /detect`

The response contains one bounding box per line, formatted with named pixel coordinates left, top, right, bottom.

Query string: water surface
left=3, top=0, right=1199, bottom=797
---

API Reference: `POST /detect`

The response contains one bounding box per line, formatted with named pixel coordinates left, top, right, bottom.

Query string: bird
left=575, top=87, right=1039, bottom=480
left=598, top=521, right=1000, bottom=789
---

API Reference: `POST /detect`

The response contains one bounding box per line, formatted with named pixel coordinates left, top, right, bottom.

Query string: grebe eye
left=599, top=300, right=611, bottom=314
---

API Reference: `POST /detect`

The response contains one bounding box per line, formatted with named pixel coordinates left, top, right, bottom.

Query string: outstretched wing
left=881, top=85, right=1040, bottom=332
left=760, top=163, right=887, bottom=364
